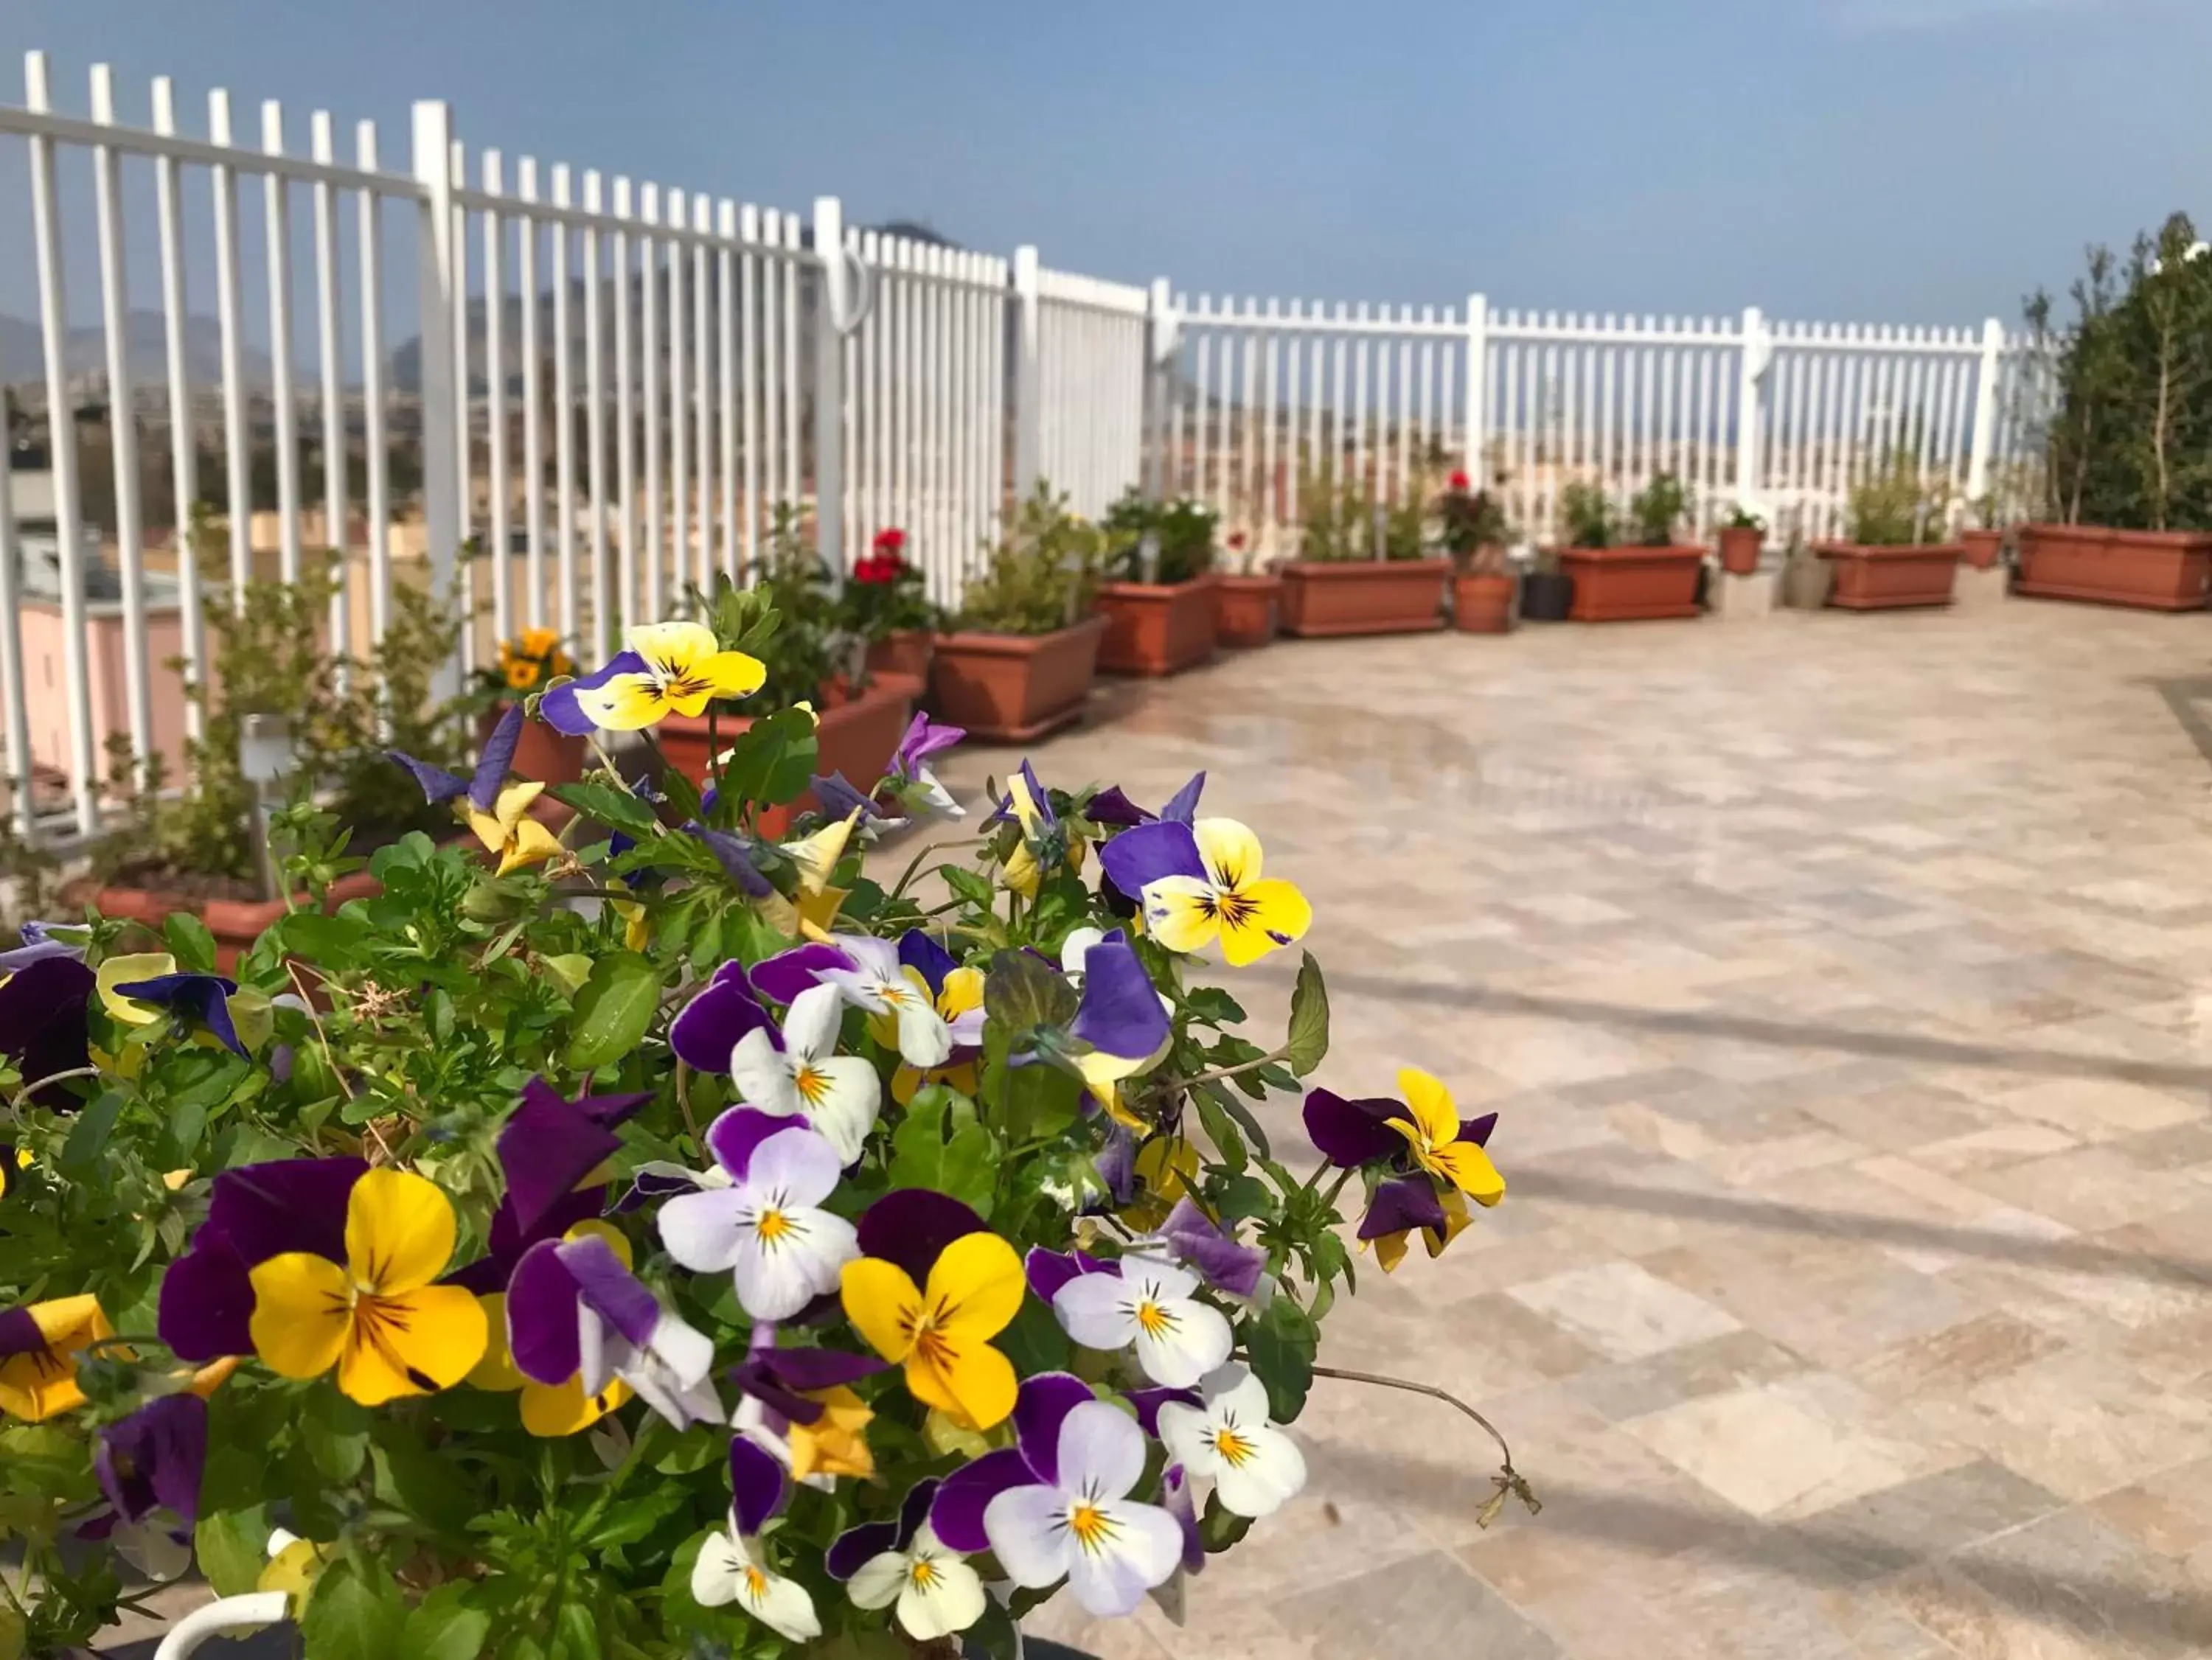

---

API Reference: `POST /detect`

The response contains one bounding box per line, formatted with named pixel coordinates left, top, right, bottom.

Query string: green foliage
left=685, top=504, right=852, bottom=709
left=1724, top=503, right=1764, bottom=531
left=1296, top=470, right=1376, bottom=562
left=2034, top=211, right=2212, bottom=531
left=1557, top=478, right=1614, bottom=548
left=1846, top=457, right=1955, bottom=546
left=1627, top=472, right=1692, bottom=546
left=955, top=481, right=1107, bottom=634
left=1102, top=490, right=1219, bottom=584
left=1439, top=480, right=1514, bottom=572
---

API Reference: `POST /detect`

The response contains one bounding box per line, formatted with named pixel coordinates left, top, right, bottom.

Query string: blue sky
left=0, top=0, right=2202, bottom=331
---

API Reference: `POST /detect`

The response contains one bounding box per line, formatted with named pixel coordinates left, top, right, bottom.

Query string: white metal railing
left=0, top=44, right=2045, bottom=854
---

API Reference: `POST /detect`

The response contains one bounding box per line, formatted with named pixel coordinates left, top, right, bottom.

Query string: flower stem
left=7, top=1065, right=100, bottom=1115
left=1310, top=1364, right=1541, bottom=1526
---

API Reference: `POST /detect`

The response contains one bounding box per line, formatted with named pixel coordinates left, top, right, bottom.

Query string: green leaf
left=162, top=910, right=219, bottom=974
left=550, top=780, right=663, bottom=839
left=58, top=1090, right=125, bottom=1176
left=400, top=1585, right=489, bottom=1660
left=1200, top=1080, right=1272, bottom=1160
left=540, top=952, right=595, bottom=997
left=371, top=1434, right=476, bottom=1537
left=1282, top=951, right=1329, bottom=1076
left=996, top=1294, right=1072, bottom=1378
left=1191, top=1086, right=1250, bottom=1176
left=1182, top=986, right=1247, bottom=1028
left=1199, top=1488, right=1255, bottom=1552
left=563, top=951, right=663, bottom=1070
left=983, top=949, right=1078, bottom=1036
left=712, top=706, right=820, bottom=809
left=299, top=1388, right=371, bottom=1482
left=276, top=910, right=371, bottom=961
left=301, top=1558, right=406, bottom=1660
left=193, top=1505, right=271, bottom=1597
left=942, top=865, right=994, bottom=907
left=1243, top=1297, right=1319, bottom=1423
left=888, top=1089, right=999, bottom=1216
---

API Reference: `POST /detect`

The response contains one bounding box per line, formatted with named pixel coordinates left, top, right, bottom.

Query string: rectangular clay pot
left=1557, top=546, right=1704, bottom=621
left=88, top=867, right=385, bottom=973
left=865, top=629, right=936, bottom=683
left=1277, top=559, right=1449, bottom=637
left=2014, top=523, right=2212, bottom=611
left=1213, top=573, right=1283, bottom=648
left=480, top=708, right=588, bottom=787
left=658, top=675, right=916, bottom=839
left=928, top=614, right=1107, bottom=742
left=1094, top=575, right=1218, bottom=676
left=1813, top=542, right=1962, bottom=610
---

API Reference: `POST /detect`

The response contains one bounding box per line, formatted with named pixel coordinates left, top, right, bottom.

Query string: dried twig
left=1312, top=1363, right=1543, bottom=1527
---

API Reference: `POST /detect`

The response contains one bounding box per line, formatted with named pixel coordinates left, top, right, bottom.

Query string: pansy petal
left=157, top=1238, right=255, bottom=1362
left=1055, top=1403, right=1148, bottom=1500
left=1162, top=1463, right=1205, bottom=1575
left=841, top=1258, right=923, bottom=1364
left=1082, top=786, right=1151, bottom=828
left=729, top=1435, right=789, bottom=1537
left=1069, top=935, right=1169, bottom=1063
left=559, top=1234, right=662, bottom=1347
left=498, top=1090, right=622, bottom=1238
left=1358, top=1175, right=1448, bottom=1241
left=1012, top=1372, right=1097, bottom=1485
left=1211, top=1422, right=1307, bottom=1519
left=658, top=1189, right=746, bottom=1273
left=1301, top=1089, right=1406, bottom=1168
left=704, top=1106, right=797, bottom=1182
left=1192, top=818, right=1264, bottom=888
left=246, top=1252, right=352, bottom=1379
left=1430, top=1140, right=1506, bottom=1206
left=339, top=1284, right=484, bottom=1406
left=540, top=650, right=649, bottom=735
left=1128, top=1385, right=1202, bottom=1439
left=981, top=1483, right=1071, bottom=1590
left=1132, top=1297, right=1234, bottom=1389
left=1219, top=878, right=1312, bottom=966
left=505, top=1241, right=582, bottom=1384
left=1023, top=1247, right=1109, bottom=1304
left=1098, top=820, right=1206, bottom=897
left=930, top=1448, right=1033, bottom=1555
left=1139, top=876, right=1220, bottom=956
left=897, top=930, right=961, bottom=995
left=1051, top=1270, right=1136, bottom=1352
left=1397, top=1067, right=1461, bottom=1148
left=728, top=1029, right=803, bottom=1119
left=344, top=1168, right=457, bottom=1295
left=1158, top=1199, right=1267, bottom=1300
left=1065, top=1501, right=1183, bottom=1617
left=0, top=955, right=95, bottom=1092
left=386, top=750, right=470, bottom=804
left=927, top=1232, right=1026, bottom=1341
left=469, top=705, right=526, bottom=810
left=1161, top=772, right=1206, bottom=823
left=670, top=974, right=778, bottom=1072
left=855, top=1190, right=987, bottom=1283
left=829, top=1529, right=902, bottom=1586
left=781, top=983, right=846, bottom=1061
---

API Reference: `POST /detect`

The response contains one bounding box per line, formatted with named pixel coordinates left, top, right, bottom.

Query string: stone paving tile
left=928, top=604, right=2212, bottom=1659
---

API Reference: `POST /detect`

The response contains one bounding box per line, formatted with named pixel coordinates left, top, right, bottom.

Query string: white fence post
left=1465, top=293, right=1489, bottom=487
left=411, top=100, right=461, bottom=697
left=1144, top=276, right=1175, bottom=502
left=811, top=195, right=847, bottom=581
left=1012, top=245, right=1043, bottom=499
left=1734, top=304, right=1766, bottom=511
left=1964, top=315, right=2005, bottom=513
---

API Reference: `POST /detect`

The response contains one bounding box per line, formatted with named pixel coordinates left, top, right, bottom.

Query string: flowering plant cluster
left=484, top=628, right=579, bottom=699
left=0, top=608, right=1526, bottom=1659
left=841, top=529, right=939, bottom=642
left=1438, top=470, right=1514, bottom=576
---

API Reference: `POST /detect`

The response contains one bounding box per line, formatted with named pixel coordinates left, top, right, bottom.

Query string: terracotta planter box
left=1959, top=529, right=2003, bottom=571
left=87, top=867, right=385, bottom=974
left=1814, top=542, right=1962, bottom=610
left=865, top=629, right=936, bottom=683
left=658, top=675, right=915, bottom=840
left=2014, top=523, right=2212, bottom=611
left=928, top=614, right=1107, bottom=743
left=1453, top=572, right=1516, bottom=634
left=1717, top=526, right=1764, bottom=576
left=1094, top=575, right=1218, bottom=677
left=1213, top=573, right=1282, bottom=648
left=1557, top=546, right=1704, bottom=621
left=481, top=707, right=586, bottom=787
left=1277, top=559, right=1449, bottom=637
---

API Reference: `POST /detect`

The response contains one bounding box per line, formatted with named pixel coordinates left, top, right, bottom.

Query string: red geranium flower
left=874, top=527, right=908, bottom=556
left=1227, top=531, right=1248, bottom=551
left=1449, top=470, right=1471, bottom=493
left=854, top=555, right=898, bottom=586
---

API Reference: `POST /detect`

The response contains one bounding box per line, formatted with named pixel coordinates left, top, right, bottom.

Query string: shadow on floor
left=1309, top=1451, right=2212, bottom=1653
left=1509, top=1165, right=2212, bottom=1290
left=1276, top=967, right=2212, bottom=1093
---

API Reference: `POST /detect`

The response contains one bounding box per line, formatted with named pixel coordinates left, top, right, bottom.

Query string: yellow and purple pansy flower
left=391, top=705, right=560, bottom=877
left=0, top=1295, right=114, bottom=1420
left=841, top=1193, right=1026, bottom=1431
left=542, top=620, right=766, bottom=733
left=1097, top=814, right=1310, bottom=968
left=1304, top=1069, right=1505, bottom=1272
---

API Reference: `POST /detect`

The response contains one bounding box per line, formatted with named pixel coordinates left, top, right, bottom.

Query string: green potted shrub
left=1278, top=464, right=1450, bottom=636
left=1815, top=462, right=1965, bottom=609
left=83, top=516, right=471, bottom=969
left=1557, top=471, right=1704, bottom=621
left=1093, top=491, right=1220, bottom=676
left=1718, top=503, right=1766, bottom=576
left=652, top=509, right=915, bottom=837
left=2020, top=213, right=2212, bottom=610
left=1441, top=470, right=1518, bottom=633
left=850, top=526, right=942, bottom=688
left=929, top=481, right=1109, bottom=740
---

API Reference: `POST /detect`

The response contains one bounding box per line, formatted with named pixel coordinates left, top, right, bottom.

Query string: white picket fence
left=0, top=47, right=2042, bottom=851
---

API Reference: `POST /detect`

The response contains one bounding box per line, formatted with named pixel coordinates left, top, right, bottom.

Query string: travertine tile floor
left=964, top=602, right=2212, bottom=1660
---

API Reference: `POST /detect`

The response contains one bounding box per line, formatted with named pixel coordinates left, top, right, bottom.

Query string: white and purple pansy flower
left=692, top=1438, right=821, bottom=1642
left=668, top=960, right=779, bottom=1073
left=1133, top=1198, right=1270, bottom=1302
left=936, top=1373, right=1183, bottom=1617
left=828, top=1477, right=988, bottom=1640
left=814, top=935, right=953, bottom=1068
left=95, top=1392, right=207, bottom=1530
left=1048, top=1253, right=1234, bottom=1388
left=882, top=712, right=965, bottom=822
left=1156, top=1362, right=1307, bottom=1519
left=490, top=1076, right=649, bottom=1239
left=657, top=1110, right=860, bottom=1320
left=727, top=985, right=882, bottom=1163
left=507, top=1230, right=720, bottom=1429
left=0, top=920, right=88, bottom=974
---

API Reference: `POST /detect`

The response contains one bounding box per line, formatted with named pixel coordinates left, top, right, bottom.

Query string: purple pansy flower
left=809, top=772, right=891, bottom=830
left=830, top=1476, right=989, bottom=1641
left=729, top=1335, right=887, bottom=1461
left=0, top=921, right=87, bottom=974
left=494, top=1077, right=649, bottom=1238
left=669, top=960, right=780, bottom=1073
left=0, top=955, right=96, bottom=1099
left=751, top=941, right=860, bottom=1005
left=891, top=711, right=964, bottom=781
left=727, top=986, right=883, bottom=1163
left=816, top=935, right=953, bottom=1067
left=657, top=1110, right=860, bottom=1320
left=1063, top=930, right=1170, bottom=1089
left=1143, top=1198, right=1268, bottom=1301
left=159, top=1158, right=367, bottom=1361
left=96, top=1393, right=207, bottom=1525
left=109, top=972, right=246, bottom=1059
left=507, top=1231, right=720, bottom=1428
left=1023, top=1246, right=1113, bottom=1305
left=390, top=702, right=523, bottom=810
left=1050, top=1256, right=1234, bottom=1388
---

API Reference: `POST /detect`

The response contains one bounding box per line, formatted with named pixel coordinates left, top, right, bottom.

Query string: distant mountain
left=0, top=310, right=274, bottom=390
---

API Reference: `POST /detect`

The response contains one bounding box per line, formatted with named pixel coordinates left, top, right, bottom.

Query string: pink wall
left=21, top=601, right=198, bottom=789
